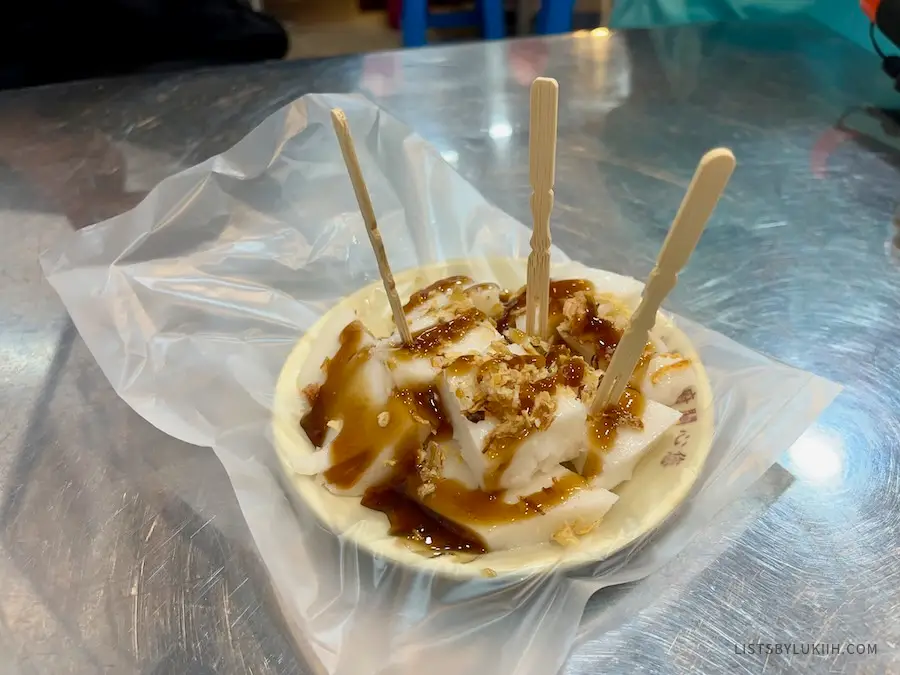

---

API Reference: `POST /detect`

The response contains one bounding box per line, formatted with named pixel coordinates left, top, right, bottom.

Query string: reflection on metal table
left=1, top=17, right=898, bottom=675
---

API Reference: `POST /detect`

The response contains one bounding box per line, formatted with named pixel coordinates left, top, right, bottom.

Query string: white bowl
left=272, top=258, right=713, bottom=579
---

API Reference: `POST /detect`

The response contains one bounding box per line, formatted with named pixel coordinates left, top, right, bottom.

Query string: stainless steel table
left=2, top=18, right=898, bottom=674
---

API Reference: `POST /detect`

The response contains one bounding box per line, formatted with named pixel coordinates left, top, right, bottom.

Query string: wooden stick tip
left=702, top=147, right=736, bottom=165
left=330, top=108, right=348, bottom=130
left=531, top=76, right=559, bottom=92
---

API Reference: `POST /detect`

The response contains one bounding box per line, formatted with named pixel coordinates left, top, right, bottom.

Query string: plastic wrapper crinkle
left=41, top=95, right=840, bottom=675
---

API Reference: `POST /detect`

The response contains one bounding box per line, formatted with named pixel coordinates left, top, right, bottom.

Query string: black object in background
left=876, top=0, right=900, bottom=50
left=0, top=0, right=289, bottom=90
left=872, top=0, right=900, bottom=90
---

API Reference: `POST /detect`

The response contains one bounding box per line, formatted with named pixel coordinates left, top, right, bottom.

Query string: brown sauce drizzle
left=559, top=357, right=586, bottom=388
left=303, top=334, right=473, bottom=552
left=400, top=307, right=485, bottom=356
left=497, top=279, right=594, bottom=334
left=403, top=275, right=472, bottom=313
left=300, top=321, right=366, bottom=448
left=362, top=470, right=589, bottom=555
left=544, top=342, right=575, bottom=366
left=320, top=392, right=428, bottom=490
left=569, top=304, right=621, bottom=367
left=300, top=322, right=444, bottom=491
left=496, top=280, right=624, bottom=370
left=629, top=350, right=654, bottom=387
left=425, top=473, right=586, bottom=523
left=650, top=357, right=691, bottom=384
left=400, top=385, right=453, bottom=441
left=324, top=449, right=380, bottom=489
left=322, top=385, right=451, bottom=489
left=445, top=354, right=478, bottom=375
left=362, top=487, right=486, bottom=554
left=582, top=387, right=646, bottom=478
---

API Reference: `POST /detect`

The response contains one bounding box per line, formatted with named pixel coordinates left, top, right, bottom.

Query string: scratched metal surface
left=1, top=18, right=898, bottom=674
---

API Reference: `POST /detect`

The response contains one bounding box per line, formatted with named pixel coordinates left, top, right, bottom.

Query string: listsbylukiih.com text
left=735, top=642, right=877, bottom=656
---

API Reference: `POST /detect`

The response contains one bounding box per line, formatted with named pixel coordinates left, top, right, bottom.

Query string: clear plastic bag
left=40, top=94, right=840, bottom=675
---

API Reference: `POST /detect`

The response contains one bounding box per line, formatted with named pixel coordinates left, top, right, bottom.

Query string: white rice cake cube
left=438, top=370, right=588, bottom=491
left=575, top=398, right=682, bottom=490
left=298, top=321, right=432, bottom=496
left=437, top=367, right=493, bottom=485
left=293, top=311, right=375, bottom=476
left=384, top=277, right=507, bottom=389
left=500, top=463, right=572, bottom=502
left=401, top=276, right=470, bottom=330
left=464, top=282, right=504, bottom=320
left=476, top=487, right=618, bottom=551
left=640, top=353, right=694, bottom=406
left=505, top=311, right=528, bottom=336
left=319, top=398, right=433, bottom=497
left=558, top=326, right=684, bottom=404
left=425, top=466, right=618, bottom=551
left=403, top=277, right=504, bottom=327
left=379, top=343, right=439, bottom=389
left=383, top=316, right=507, bottom=389
left=498, top=389, right=587, bottom=489
left=434, top=440, right=480, bottom=490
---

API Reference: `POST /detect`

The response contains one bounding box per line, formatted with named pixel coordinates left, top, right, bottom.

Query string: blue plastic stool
left=402, top=0, right=506, bottom=47
left=536, top=0, right=576, bottom=34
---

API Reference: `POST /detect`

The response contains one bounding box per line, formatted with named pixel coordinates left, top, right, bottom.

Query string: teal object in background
left=609, top=0, right=893, bottom=55
left=610, top=0, right=816, bottom=27
left=805, top=0, right=890, bottom=52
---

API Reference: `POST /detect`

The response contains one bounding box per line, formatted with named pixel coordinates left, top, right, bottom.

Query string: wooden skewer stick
left=591, top=148, right=736, bottom=414
left=331, top=108, right=412, bottom=345
left=525, top=77, right=559, bottom=338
